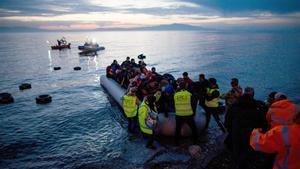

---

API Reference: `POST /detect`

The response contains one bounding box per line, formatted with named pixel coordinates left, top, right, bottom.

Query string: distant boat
left=51, top=44, right=71, bottom=50
left=51, top=37, right=71, bottom=50
left=78, top=41, right=105, bottom=55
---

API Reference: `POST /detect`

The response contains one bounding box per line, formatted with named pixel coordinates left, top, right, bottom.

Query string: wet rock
left=121, top=139, right=164, bottom=165
left=144, top=150, right=190, bottom=169
left=203, top=151, right=232, bottom=169
left=215, top=133, right=228, bottom=150
left=147, top=149, right=190, bottom=164
left=74, top=158, right=141, bottom=169
left=186, top=116, right=227, bottom=169
left=145, top=162, right=187, bottom=169
left=188, top=145, right=201, bottom=159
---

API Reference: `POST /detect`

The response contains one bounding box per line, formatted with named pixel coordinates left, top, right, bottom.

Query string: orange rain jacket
left=250, top=124, right=300, bottom=169
left=266, top=100, right=298, bottom=129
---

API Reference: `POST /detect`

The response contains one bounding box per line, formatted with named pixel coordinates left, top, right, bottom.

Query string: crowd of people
left=106, top=56, right=299, bottom=169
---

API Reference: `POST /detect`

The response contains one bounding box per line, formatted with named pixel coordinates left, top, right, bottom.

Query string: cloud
left=39, top=23, right=101, bottom=30
left=0, top=0, right=112, bottom=16
left=0, top=0, right=201, bottom=16
left=1, top=0, right=300, bottom=17
left=187, top=0, right=300, bottom=14
left=0, top=0, right=300, bottom=30
left=89, top=0, right=199, bottom=10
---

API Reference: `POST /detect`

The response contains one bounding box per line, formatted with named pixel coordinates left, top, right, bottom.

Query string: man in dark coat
left=226, top=87, right=268, bottom=169
left=192, top=73, right=209, bottom=107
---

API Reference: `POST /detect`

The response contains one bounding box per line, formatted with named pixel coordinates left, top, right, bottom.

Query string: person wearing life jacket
left=138, top=95, right=158, bottom=149
left=266, top=92, right=299, bottom=129
left=174, top=81, right=198, bottom=145
left=263, top=91, right=280, bottom=169
left=122, top=87, right=140, bottom=133
left=204, top=78, right=226, bottom=133
left=250, top=110, right=300, bottom=169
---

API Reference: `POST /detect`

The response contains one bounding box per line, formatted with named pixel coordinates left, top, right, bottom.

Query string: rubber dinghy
left=100, top=75, right=207, bottom=137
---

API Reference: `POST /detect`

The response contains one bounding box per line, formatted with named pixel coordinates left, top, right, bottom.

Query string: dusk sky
left=0, top=0, right=300, bottom=30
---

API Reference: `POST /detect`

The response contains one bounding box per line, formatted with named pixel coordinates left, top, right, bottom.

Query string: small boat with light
left=78, top=41, right=105, bottom=55
left=51, top=37, right=71, bottom=50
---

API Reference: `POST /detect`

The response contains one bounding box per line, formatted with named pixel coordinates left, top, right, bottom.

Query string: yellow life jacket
left=123, top=95, right=138, bottom=118
left=205, top=88, right=220, bottom=108
left=138, top=101, right=153, bottom=135
left=174, top=90, right=193, bottom=116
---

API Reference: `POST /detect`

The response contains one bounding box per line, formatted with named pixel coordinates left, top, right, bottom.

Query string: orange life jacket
left=266, top=100, right=298, bottom=129
left=250, top=124, right=300, bottom=169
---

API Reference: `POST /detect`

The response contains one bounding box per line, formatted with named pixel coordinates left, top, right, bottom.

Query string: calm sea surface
left=0, top=31, right=300, bottom=168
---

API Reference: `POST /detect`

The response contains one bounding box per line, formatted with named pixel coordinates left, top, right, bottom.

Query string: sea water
left=0, top=31, right=299, bottom=168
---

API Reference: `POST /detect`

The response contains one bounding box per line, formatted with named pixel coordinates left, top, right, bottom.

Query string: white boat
left=100, top=75, right=207, bottom=137
left=78, top=42, right=105, bottom=55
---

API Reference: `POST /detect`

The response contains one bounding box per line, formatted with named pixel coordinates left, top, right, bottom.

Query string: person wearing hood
left=250, top=109, right=300, bottom=169
left=266, top=92, right=299, bottom=129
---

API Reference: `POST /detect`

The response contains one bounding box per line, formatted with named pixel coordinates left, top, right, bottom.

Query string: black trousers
left=231, top=126, right=252, bottom=169
left=204, top=106, right=226, bottom=133
left=175, top=115, right=198, bottom=144
left=127, top=116, right=137, bottom=133
left=143, top=133, right=155, bottom=147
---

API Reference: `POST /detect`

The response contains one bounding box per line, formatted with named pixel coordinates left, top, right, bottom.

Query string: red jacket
left=250, top=124, right=300, bottom=169
left=266, top=100, right=298, bottom=129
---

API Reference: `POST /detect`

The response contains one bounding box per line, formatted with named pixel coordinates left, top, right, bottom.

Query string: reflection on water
left=48, top=50, right=52, bottom=70
left=0, top=31, right=300, bottom=168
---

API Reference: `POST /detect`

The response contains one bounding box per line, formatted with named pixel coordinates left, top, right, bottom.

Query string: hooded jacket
left=266, top=100, right=298, bottom=129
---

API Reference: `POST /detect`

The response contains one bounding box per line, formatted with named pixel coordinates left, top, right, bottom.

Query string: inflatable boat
left=100, top=75, right=207, bottom=137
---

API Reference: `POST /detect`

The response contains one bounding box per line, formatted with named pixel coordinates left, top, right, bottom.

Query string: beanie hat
left=274, top=92, right=287, bottom=100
